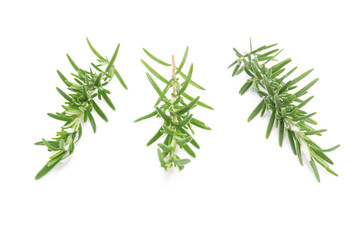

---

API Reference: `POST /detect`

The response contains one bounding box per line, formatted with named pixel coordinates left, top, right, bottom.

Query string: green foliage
left=229, top=40, right=340, bottom=182
left=135, top=47, right=213, bottom=170
left=34, top=38, right=126, bottom=180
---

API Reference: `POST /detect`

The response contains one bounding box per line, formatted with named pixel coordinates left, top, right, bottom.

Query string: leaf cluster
left=229, top=40, right=340, bottom=182
left=135, top=47, right=213, bottom=170
left=34, top=38, right=126, bottom=180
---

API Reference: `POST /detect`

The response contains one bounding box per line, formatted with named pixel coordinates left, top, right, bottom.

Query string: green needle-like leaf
left=82, top=85, right=88, bottom=100
left=182, top=93, right=213, bottom=110
left=304, top=129, right=327, bottom=135
left=321, top=144, right=340, bottom=153
left=179, top=128, right=200, bottom=149
left=178, top=114, right=193, bottom=127
left=154, top=83, right=171, bottom=107
left=232, top=64, right=240, bottom=77
left=189, top=117, right=205, bottom=125
left=155, top=107, right=171, bottom=122
left=177, top=64, right=193, bottom=96
left=176, top=96, right=199, bottom=115
left=57, top=70, right=72, bottom=86
left=47, top=113, right=74, bottom=122
left=114, top=69, right=128, bottom=90
left=35, top=162, right=60, bottom=180
left=251, top=43, right=278, bottom=54
left=278, top=81, right=292, bottom=95
left=56, top=87, right=73, bottom=102
left=297, top=96, right=314, bottom=109
left=93, top=73, right=103, bottom=87
left=42, top=138, right=61, bottom=151
left=271, top=58, right=291, bottom=73
left=233, top=48, right=242, bottom=57
left=47, top=151, right=67, bottom=167
left=174, top=159, right=191, bottom=166
left=279, top=120, right=284, bottom=147
left=228, top=59, right=238, bottom=69
left=239, top=80, right=252, bottom=95
left=177, top=136, right=193, bottom=146
left=312, top=149, right=333, bottom=165
left=162, top=124, right=174, bottom=135
left=66, top=54, right=79, bottom=71
left=35, top=140, right=59, bottom=147
left=141, top=60, right=169, bottom=84
left=287, top=130, right=297, bottom=155
left=183, top=144, right=196, bottom=158
left=88, top=111, right=97, bottom=133
left=294, top=78, right=319, bottom=98
left=310, top=158, right=320, bottom=182
left=157, top=148, right=166, bottom=165
left=295, top=139, right=303, bottom=165
left=263, top=76, right=274, bottom=96
left=146, top=73, right=171, bottom=106
left=158, top=143, right=172, bottom=153
left=190, top=118, right=211, bottom=130
left=248, top=99, right=265, bottom=122
left=147, top=128, right=163, bottom=146
left=258, top=48, right=279, bottom=57
left=294, top=112, right=317, bottom=121
left=265, top=111, right=276, bottom=139
left=134, top=111, right=157, bottom=123
left=100, top=91, right=115, bottom=110
left=90, top=100, right=108, bottom=122
left=251, top=62, right=262, bottom=79
left=143, top=48, right=171, bottom=66
left=86, top=37, right=105, bottom=60
left=178, top=71, right=206, bottom=90
left=290, top=69, right=314, bottom=86
left=105, top=43, right=120, bottom=73
left=175, top=46, right=189, bottom=74
left=278, top=66, right=297, bottom=83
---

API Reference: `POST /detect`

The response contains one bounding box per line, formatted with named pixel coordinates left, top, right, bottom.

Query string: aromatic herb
left=135, top=47, right=213, bottom=170
left=229, top=40, right=340, bottom=182
left=34, top=38, right=127, bottom=180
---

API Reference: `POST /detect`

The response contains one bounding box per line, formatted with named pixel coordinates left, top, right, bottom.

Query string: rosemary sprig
left=229, top=40, right=340, bottom=182
left=34, top=38, right=127, bottom=180
left=135, top=47, right=213, bottom=170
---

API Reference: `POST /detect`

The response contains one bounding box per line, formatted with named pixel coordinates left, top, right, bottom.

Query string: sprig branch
left=229, top=40, right=340, bottom=182
left=34, top=38, right=126, bottom=180
left=135, top=47, right=213, bottom=170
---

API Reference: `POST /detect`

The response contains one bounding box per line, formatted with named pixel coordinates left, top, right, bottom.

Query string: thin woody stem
left=169, top=55, right=177, bottom=164
left=171, top=55, right=176, bottom=103
left=172, top=55, right=175, bottom=75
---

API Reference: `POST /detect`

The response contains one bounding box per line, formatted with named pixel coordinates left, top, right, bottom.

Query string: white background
left=1, top=0, right=359, bottom=239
